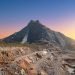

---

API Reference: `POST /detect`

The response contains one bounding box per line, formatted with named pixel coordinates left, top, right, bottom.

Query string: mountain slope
left=3, top=20, right=75, bottom=50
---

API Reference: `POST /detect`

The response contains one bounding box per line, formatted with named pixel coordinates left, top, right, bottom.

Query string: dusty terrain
left=0, top=43, right=75, bottom=75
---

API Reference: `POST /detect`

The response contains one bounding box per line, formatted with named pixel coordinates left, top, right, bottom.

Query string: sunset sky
left=0, top=0, right=75, bottom=39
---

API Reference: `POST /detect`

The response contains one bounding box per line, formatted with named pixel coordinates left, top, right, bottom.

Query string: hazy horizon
left=0, top=0, right=75, bottom=39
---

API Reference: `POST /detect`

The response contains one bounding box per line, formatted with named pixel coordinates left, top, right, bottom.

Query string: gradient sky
left=0, top=0, right=75, bottom=39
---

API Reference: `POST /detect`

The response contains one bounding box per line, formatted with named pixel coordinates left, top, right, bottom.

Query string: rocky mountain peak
left=3, top=20, right=75, bottom=50
left=27, top=20, right=44, bottom=28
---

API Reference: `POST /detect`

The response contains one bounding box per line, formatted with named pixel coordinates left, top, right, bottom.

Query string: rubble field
left=0, top=45, right=75, bottom=75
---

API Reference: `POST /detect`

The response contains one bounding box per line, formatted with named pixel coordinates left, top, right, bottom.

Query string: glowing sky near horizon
left=0, top=0, right=75, bottom=39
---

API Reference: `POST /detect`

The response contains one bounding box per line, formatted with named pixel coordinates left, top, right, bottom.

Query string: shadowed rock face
left=3, top=20, right=75, bottom=50
left=27, top=20, right=50, bottom=43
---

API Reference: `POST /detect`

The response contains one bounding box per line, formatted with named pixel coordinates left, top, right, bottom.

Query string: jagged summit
left=27, top=20, right=45, bottom=28
left=3, top=20, right=75, bottom=50
left=28, top=20, right=40, bottom=24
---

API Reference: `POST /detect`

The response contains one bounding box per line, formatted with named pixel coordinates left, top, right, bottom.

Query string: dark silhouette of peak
left=3, top=20, right=75, bottom=50
left=27, top=20, right=44, bottom=28
left=29, top=20, right=40, bottom=23
left=28, top=20, right=40, bottom=25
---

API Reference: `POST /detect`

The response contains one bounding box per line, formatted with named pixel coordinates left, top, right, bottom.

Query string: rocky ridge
left=3, top=20, right=75, bottom=50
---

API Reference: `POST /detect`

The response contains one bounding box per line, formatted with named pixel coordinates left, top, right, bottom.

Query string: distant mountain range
left=2, top=20, right=75, bottom=50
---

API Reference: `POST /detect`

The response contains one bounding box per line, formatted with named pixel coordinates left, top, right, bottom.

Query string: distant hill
left=2, top=20, right=75, bottom=50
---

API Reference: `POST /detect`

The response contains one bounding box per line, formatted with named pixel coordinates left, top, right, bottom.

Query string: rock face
left=3, top=20, right=75, bottom=50
left=0, top=46, right=75, bottom=75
